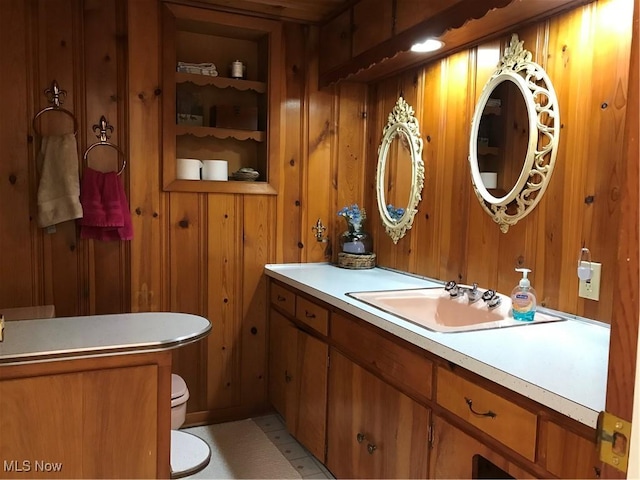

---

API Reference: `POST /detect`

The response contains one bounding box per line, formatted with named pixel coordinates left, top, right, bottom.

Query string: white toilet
left=171, top=374, right=190, bottom=429
left=170, top=374, right=210, bottom=479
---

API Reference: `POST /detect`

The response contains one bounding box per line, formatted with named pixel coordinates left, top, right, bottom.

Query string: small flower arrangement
left=338, top=204, right=366, bottom=230
left=337, top=203, right=373, bottom=255
left=386, top=204, right=405, bottom=222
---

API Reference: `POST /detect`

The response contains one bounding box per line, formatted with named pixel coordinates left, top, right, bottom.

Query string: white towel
left=177, top=61, right=218, bottom=76
left=37, top=133, right=83, bottom=228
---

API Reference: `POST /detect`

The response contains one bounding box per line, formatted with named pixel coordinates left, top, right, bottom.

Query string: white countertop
left=265, top=263, right=610, bottom=429
left=0, top=312, right=211, bottom=366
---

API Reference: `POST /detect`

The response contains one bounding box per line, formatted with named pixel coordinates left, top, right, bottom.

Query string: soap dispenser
left=511, top=268, right=537, bottom=321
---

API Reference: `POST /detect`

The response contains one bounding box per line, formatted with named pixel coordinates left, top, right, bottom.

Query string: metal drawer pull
left=305, top=310, right=316, bottom=318
left=367, top=443, right=377, bottom=454
left=285, top=370, right=292, bottom=383
left=465, top=397, right=497, bottom=418
left=356, top=432, right=366, bottom=443
left=277, top=295, right=286, bottom=301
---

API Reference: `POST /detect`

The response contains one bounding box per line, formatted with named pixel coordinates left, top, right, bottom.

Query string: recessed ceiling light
left=410, top=38, right=444, bottom=53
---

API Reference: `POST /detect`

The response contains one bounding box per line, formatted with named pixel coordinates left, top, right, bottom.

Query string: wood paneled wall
left=0, top=0, right=290, bottom=421
left=359, top=0, right=633, bottom=324
left=0, top=0, right=635, bottom=425
left=0, top=0, right=128, bottom=318
left=128, top=1, right=284, bottom=421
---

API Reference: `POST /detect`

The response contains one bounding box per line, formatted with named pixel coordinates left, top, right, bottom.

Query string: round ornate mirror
left=469, top=34, right=560, bottom=233
left=376, top=97, right=425, bottom=243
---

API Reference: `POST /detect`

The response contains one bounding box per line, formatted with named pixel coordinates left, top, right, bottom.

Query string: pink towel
left=79, top=167, right=133, bottom=241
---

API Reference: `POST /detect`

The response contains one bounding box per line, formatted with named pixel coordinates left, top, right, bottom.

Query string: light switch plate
left=579, top=261, right=601, bottom=301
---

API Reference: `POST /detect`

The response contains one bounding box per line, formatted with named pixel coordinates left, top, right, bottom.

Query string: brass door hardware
left=598, top=411, right=631, bottom=473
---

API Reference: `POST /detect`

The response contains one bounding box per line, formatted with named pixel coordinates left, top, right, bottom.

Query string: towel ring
left=83, top=142, right=126, bottom=176
left=83, top=116, right=126, bottom=176
left=32, top=81, right=78, bottom=136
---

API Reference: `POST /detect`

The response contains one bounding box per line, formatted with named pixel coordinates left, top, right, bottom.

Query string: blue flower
left=386, top=204, right=405, bottom=222
left=338, top=204, right=366, bottom=228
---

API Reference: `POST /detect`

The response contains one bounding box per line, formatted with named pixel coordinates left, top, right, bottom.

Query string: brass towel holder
left=83, top=116, right=126, bottom=176
left=32, top=80, right=78, bottom=136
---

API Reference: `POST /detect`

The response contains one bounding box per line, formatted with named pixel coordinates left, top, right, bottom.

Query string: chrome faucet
left=444, top=281, right=481, bottom=302
left=445, top=281, right=501, bottom=308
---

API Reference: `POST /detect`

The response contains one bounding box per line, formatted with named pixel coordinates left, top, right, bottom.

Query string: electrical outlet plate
left=579, top=261, right=601, bottom=301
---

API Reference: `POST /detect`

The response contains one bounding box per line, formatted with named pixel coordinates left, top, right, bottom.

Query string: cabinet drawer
left=295, top=297, right=329, bottom=335
left=437, top=367, right=537, bottom=461
left=331, top=312, right=433, bottom=401
left=270, top=283, right=296, bottom=317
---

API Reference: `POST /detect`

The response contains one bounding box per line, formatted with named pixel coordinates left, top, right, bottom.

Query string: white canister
left=230, top=60, right=245, bottom=79
left=202, top=160, right=228, bottom=181
left=480, top=172, right=498, bottom=189
left=176, top=158, right=202, bottom=180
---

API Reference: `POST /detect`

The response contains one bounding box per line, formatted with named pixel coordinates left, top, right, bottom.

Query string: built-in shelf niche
left=162, top=3, right=281, bottom=194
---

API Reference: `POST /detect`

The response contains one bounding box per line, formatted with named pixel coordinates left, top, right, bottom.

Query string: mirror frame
left=469, top=34, right=560, bottom=233
left=376, top=97, right=425, bottom=244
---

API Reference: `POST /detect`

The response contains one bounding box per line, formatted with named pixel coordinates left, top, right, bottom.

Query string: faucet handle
left=444, top=281, right=459, bottom=297
left=481, top=289, right=502, bottom=308
left=487, top=296, right=502, bottom=308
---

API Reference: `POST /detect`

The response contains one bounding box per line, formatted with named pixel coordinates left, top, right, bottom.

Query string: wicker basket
left=337, top=252, right=376, bottom=270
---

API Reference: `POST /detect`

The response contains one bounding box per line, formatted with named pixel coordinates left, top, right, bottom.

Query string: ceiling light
left=410, top=38, right=444, bottom=53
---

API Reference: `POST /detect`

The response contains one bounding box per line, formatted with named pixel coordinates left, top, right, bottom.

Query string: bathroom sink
left=347, top=287, right=563, bottom=333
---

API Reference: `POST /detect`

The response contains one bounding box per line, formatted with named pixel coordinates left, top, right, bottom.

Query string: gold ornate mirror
left=469, top=34, right=560, bottom=232
left=376, top=97, right=425, bottom=243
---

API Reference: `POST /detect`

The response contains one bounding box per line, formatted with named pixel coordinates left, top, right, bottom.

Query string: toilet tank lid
left=171, top=374, right=188, bottom=400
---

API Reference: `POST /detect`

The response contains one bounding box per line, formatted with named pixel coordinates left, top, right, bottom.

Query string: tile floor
left=252, top=414, right=335, bottom=479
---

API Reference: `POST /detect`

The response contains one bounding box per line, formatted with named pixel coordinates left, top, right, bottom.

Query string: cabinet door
left=289, top=331, right=328, bottom=462
left=327, top=349, right=430, bottom=479
left=0, top=364, right=159, bottom=479
left=0, top=373, right=84, bottom=478
left=541, top=421, right=600, bottom=479
left=352, top=0, right=393, bottom=57
left=268, top=310, right=328, bottom=462
left=319, top=9, right=352, bottom=74
left=430, top=415, right=535, bottom=479
left=268, top=309, right=298, bottom=420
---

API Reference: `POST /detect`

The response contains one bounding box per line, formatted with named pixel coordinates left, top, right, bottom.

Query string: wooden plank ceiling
left=173, top=0, right=355, bottom=23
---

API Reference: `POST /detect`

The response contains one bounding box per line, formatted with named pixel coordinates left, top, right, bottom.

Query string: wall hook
left=312, top=218, right=328, bottom=243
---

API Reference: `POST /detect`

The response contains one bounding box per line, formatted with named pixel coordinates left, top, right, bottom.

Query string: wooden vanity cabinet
left=268, top=284, right=328, bottom=462
left=327, top=312, right=433, bottom=479
left=266, top=279, right=600, bottom=479
left=539, top=419, right=600, bottom=479
left=430, top=415, right=536, bottom=479
left=436, top=366, right=537, bottom=462
left=0, top=351, right=171, bottom=479
left=433, top=364, right=600, bottom=479
left=267, top=310, right=298, bottom=420
left=326, top=349, right=431, bottom=479
left=331, top=312, right=433, bottom=402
